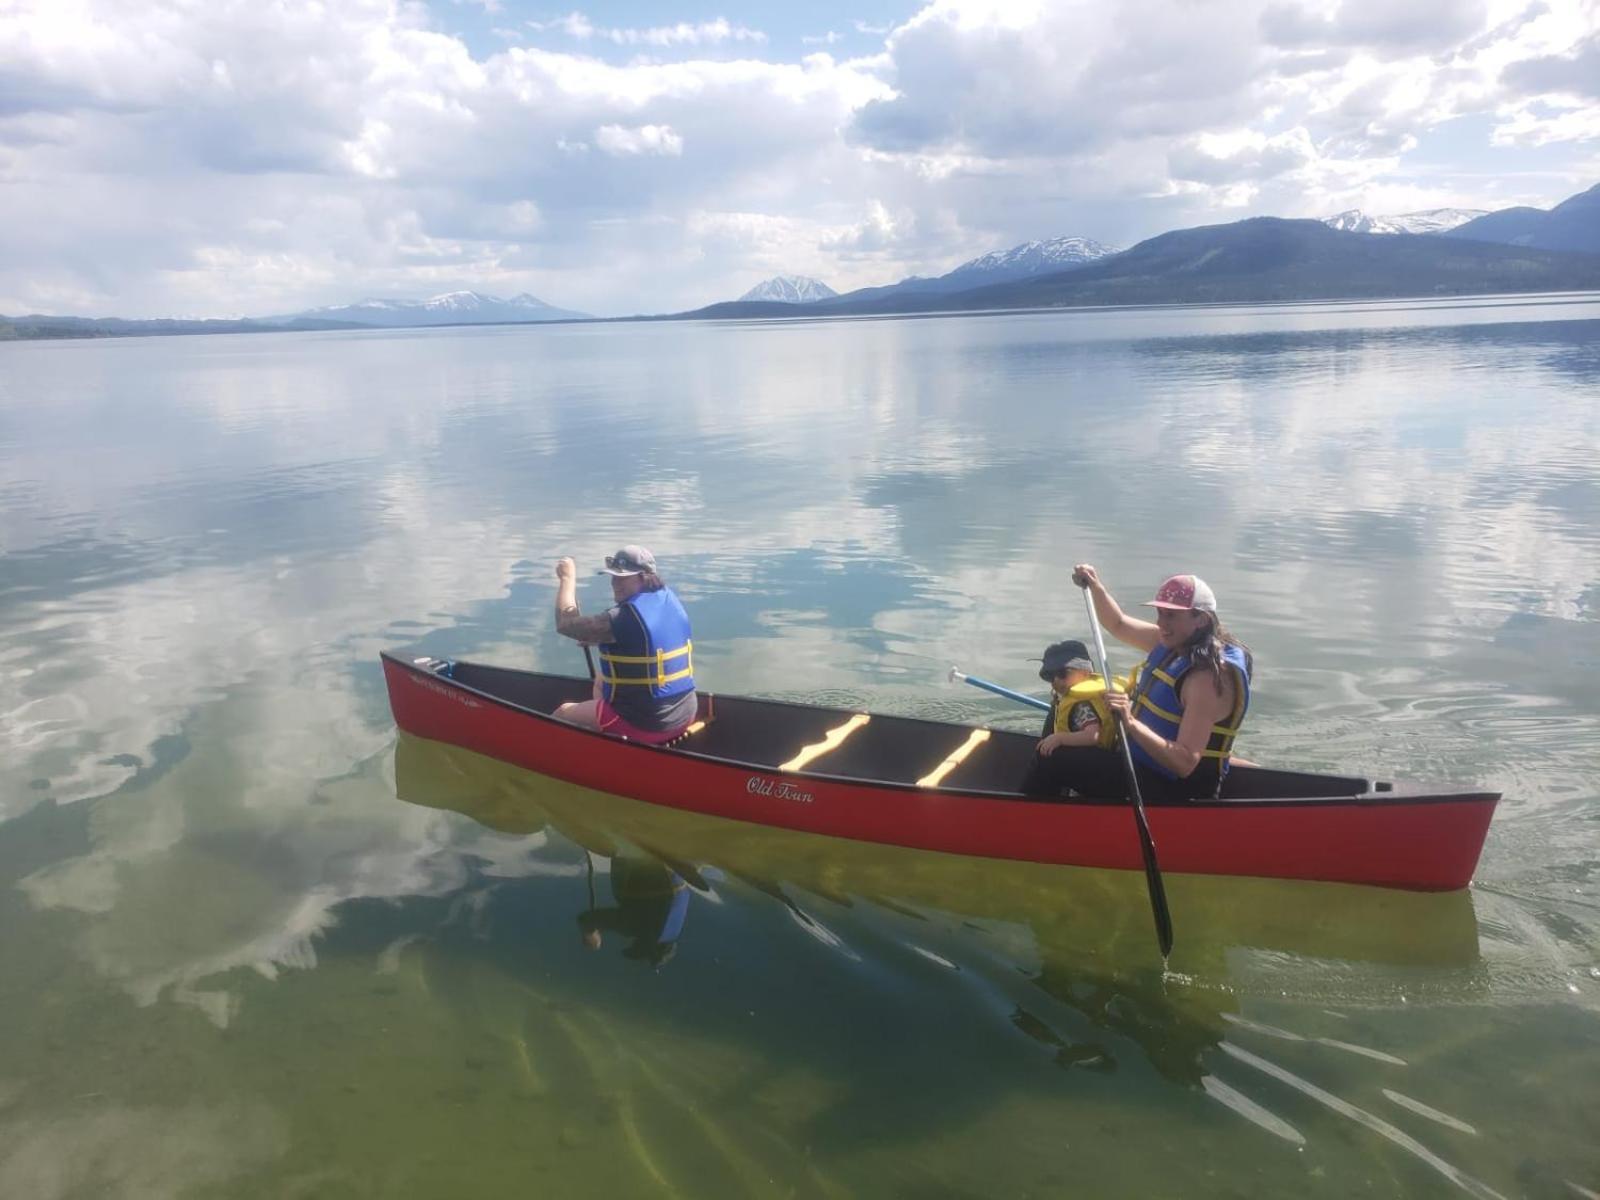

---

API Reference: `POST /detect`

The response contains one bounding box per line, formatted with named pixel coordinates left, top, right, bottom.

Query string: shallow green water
left=1, top=297, right=1597, bottom=1197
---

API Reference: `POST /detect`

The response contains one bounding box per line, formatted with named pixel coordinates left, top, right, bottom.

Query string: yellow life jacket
left=1052, top=676, right=1127, bottom=749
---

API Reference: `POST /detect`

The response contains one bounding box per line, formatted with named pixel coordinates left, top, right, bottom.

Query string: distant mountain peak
left=1323, top=208, right=1488, bottom=235
left=946, top=235, right=1118, bottom=278
left=738, top=276, right=837, bottom=303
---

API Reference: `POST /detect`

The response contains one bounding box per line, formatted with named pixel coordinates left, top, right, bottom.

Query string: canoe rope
left=663, top=719, right=707, bottom=747
left=779, top=713, right=871, bottom=772
left=664, top=694, right=714, bottom=747
left=916, top=728, right=991, bottom=788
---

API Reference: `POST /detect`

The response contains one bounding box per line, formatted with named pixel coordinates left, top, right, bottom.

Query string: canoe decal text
left=413, top=675, right=482, bottom=707
left=747, top=775, right=814, bottom=804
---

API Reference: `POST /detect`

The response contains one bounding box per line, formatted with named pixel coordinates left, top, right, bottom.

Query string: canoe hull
left=382, top=653, right=1497, bottom=891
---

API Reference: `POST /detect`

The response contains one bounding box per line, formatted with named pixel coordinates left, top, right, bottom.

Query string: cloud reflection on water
left=0, top=301, right=1596, bottom=1193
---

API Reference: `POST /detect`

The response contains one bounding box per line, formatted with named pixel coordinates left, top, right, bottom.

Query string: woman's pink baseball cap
left=1145, top=574, right=1217, bottom=612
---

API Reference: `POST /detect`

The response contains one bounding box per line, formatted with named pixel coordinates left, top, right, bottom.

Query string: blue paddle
left=948, top=666, right=1052, bottom=712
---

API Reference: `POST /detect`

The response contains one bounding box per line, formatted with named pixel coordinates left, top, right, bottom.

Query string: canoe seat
left=917, top=728, right=991, bottom=788
left=780, top=714, right=871, bottom=772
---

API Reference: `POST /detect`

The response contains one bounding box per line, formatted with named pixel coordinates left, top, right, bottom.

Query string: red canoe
left=381, top=652, right=1499, bottom=891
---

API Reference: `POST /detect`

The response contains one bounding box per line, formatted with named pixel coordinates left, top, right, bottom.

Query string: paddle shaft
left=951, top=669, right=1052, bottom=713
left=583, top=644, right=596, bottom=680
left=1081, top=587, right=1175, bottom=959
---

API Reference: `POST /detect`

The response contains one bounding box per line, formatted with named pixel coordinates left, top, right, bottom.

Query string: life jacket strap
left=1206, top=664, right=1251, bottom=769
left=599, top=640, right=694, bottom=687
left=1135, top=695, right=1182, bottom=724
left=599, top=642, right=691, bottom=665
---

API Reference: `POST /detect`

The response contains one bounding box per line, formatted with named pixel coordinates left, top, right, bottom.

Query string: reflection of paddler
left=578, top=853, right=691, bottom=970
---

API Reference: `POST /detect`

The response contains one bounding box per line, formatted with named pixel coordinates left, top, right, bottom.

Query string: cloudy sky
left=2, top=0, right=1597, bottom=318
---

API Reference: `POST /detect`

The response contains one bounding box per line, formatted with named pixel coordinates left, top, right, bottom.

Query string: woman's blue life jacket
left=597, top=587, right=695, bottom=705
left=1126, top=641, right=1250, bottom=781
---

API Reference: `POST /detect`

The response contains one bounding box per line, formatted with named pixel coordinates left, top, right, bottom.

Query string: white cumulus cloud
left=528, top=12, right=767, bottom=47
left=0, top=0, right=1593, bottom=319
left=595, top=122, right=684, bottom=156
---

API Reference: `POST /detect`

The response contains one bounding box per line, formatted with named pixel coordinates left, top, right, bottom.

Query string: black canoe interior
left=420, top=658, right=1395, bottom=803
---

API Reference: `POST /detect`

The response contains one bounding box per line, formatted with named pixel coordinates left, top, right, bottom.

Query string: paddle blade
left=1134, top=807, right=1174, bottom=958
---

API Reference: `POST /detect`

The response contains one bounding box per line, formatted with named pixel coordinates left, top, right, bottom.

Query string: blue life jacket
left=1127, top=641, right=1250, bottom=781
left=598, top=587, right=695, bottom=704
left=658, top=877, right=691, bottom=945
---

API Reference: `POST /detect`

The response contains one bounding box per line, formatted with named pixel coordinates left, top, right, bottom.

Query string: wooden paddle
left=1080, top=584, right=1175, bottom=960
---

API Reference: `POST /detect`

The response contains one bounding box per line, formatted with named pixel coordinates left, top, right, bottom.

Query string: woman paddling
left=1023, top=566, right=1252, bottom=801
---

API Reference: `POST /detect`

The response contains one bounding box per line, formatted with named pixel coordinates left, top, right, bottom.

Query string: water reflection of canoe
left=382, top=653, right=1499, bottom=891
left=392, top=734, right=1483, bottom=972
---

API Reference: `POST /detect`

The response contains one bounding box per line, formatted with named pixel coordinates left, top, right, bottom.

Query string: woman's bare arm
left=1111, top=671, right=1232, bottom=778
left=556, top=610, right=615, bottom=643
left=1074, top=564, right=1159, bottom=654
left=554, top=556, right=615, bottom=643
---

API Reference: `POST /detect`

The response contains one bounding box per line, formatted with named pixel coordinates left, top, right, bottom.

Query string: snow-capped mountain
left=1323, top=209, right=1488, bottom=236
left=734, top=235, right=1121, bottom=309
left=867, top=236, right=1119, bottom=298
left=737, top=276, right=838, bottom=303
left=275, top=290, right=589, bottom=327
left=942, top=236, right=1119, bottom=284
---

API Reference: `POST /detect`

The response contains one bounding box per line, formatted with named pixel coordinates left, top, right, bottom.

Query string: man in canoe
left=552, top=545, right=697, bottom=744
left=1026, top=566, right=1252, bottom=800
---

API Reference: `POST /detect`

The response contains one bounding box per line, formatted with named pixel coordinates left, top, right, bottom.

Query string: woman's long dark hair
left=635, top=571, right=666, bottom=593
left=1186, top=614, right=1252, bottom=691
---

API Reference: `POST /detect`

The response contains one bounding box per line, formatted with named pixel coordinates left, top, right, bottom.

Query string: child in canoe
left=1021, top=639, right=1124, bottom=794
left=1035, top=639, right=1123, bottom=749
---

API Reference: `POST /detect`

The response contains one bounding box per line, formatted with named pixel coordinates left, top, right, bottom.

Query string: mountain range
left=683, top=183, right=1600, bottom=319
left=938, top=216, right=1600, bottom=311
left=1445, top=183, right=1600, bottom=255
left=272, top=290, right=589, bottom=327
left=793, top=236, right=1123, bottom=311
left=0, top=289, right=587, bottom=341
left=4, top=185, right=1596, bottom=339
left=0, top=313, right=355, bottom=340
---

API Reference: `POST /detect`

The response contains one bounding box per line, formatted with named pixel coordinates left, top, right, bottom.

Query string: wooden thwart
left=780, top=713, right=871, bottom=773
left=916, top=728, right=991, bottom=788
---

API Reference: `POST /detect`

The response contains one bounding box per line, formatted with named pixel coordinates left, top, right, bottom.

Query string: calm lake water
left=1, top=296, right=1598, bottom=1198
